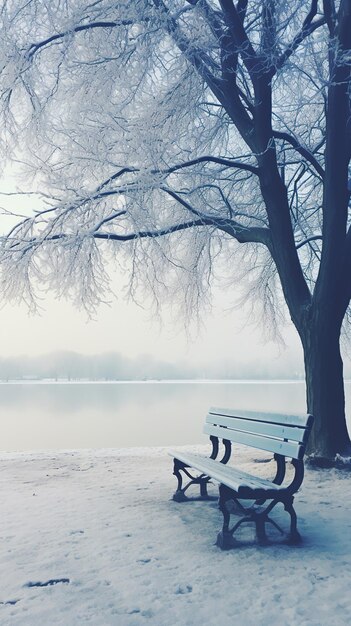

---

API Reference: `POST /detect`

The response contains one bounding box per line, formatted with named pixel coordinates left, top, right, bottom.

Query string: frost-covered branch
left=295, top=234, right=323, bottom=250
left=158, top=156, right=259, bottom=176
left=276, top=1, right=326, bottom=71
left=0, top=0, right=347, bottom=323
left=26, top=20, right=146, bottom=60
left=273, top=131, right=325, bottom=179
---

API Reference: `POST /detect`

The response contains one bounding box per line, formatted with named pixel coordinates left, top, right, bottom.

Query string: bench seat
left=168, top=450, right=284, bottom=498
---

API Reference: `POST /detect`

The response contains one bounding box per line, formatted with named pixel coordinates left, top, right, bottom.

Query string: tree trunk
left=300, top=317, right=351, bottom=462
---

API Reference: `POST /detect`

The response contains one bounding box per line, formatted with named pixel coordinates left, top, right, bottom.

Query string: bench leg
left=255, top=516, right=268, bottom=545
left=172, top=459, right=188, bottom=501
left=172, top=459, right=213, bottom=502
left=216, top=484, right=238, bottom=549
left=200, top=477, right=211, bottom=498
left=216, top=488, right=288, bottom=548
left=255, top=499, right=284, bottom=544
left=284, top=497, right=302, bottom=544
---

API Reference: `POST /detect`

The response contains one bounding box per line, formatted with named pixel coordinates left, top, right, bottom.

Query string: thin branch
left=152, top=0, right=220, bottom=80
left=24, top=156, right=257, bottom=226
left=94, top=219, right=215, bottom=241
left=92, top=210, right=127, bottom=232
left=273, top=130, right=325, bottom=179
left=158, top=155, right=259, bottom=175
left=26, top=20, right=146, bottom=59
left=162, top=187, right=271, bottom=246
left=276, top=1, right=326, bottom=72
left=296, top=235, right=323, bottom=250
left=152, top=0, right=256, bottom=151
left=186, top=0, right=225, bottom=42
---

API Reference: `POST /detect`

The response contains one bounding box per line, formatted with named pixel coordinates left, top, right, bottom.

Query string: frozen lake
left=1, top=380, right=350, bottom=451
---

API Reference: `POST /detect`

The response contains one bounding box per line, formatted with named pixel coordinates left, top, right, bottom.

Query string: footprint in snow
left=175, top=585, right=192, bottom=595
left=24, top=579, right=70, bottom=588
left=0, top=599, right=19, bottom=605
left=127, top=608, right=154, bottom=618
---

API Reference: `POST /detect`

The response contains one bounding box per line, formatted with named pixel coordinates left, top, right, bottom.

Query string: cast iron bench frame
left=169, top=407, right=314, bottom=548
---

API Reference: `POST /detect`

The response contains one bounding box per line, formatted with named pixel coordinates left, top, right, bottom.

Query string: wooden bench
left=169, top=407, right=314, bottom=548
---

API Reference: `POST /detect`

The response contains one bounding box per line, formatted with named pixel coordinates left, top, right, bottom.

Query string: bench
left=169, top=407, right=314, bottom=548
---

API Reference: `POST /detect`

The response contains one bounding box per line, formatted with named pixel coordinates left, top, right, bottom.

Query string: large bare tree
left=0, top=0, right=350, bottom=462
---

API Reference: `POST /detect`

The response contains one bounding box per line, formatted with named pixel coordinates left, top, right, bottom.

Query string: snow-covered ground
left=1, top=446, right=350, bottom=626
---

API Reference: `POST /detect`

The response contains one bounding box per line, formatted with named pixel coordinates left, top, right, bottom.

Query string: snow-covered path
left=1, top=447, right=350, bottom=626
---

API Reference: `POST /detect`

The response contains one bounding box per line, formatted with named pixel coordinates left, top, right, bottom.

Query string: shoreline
left=0, top=378, right=306, bottom=385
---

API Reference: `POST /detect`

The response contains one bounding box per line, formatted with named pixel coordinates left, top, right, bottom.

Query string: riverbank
left=1, top=447, right=350, bottom=625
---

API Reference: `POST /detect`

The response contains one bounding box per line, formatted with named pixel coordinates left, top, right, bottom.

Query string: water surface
left=0, top=380, right=350, bottom=451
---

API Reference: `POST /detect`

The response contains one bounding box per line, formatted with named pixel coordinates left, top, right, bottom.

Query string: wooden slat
left=206, top=413, right=308, bottom=443
left=203, top=424, right=304, bottom=459
left=209, top=407, right=313, bottom=429
left=168, top=450, right=283, bottom=496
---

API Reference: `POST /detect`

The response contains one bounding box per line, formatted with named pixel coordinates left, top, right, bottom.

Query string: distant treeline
left=0, top=350, right=307, bottom=381
left=0, top=351, right=188, bottom=381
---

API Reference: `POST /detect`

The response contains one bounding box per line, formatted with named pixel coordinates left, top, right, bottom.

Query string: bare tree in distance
left=0, top=0, right=350, bottom=462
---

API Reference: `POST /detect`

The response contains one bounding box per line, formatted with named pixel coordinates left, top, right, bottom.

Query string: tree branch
left=158, top=155, right=258, bottom=176
left=8, top=156, right=257, bottom=234
left=93, top=219, right=215, bottom=241
left=5, top=216, right=267, bottom=248
left=186, top=0, right=226, bottom=42
left=153, top=0, right=256, bottom=151
left=92, top=211, right=127, bottom=232
left=26, top=21, right=142, bottom=59
left=276, top=1, right=325, bottom=72
left=152, top=0, right=220, bottom=79
left=296, top=235, right=322, bottom=250
left=273, top=131, right=325, bottom=179
left=97, top=218, right=271, bottom=247
left=219, top=0, right=258, bottom=78
left=162, top=187, right=271, bottom=246
left=323, top=0, right=337, bottom=35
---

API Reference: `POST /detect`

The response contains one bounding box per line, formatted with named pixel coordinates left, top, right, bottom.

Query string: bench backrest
left=204, top=407, right=314, bottom=460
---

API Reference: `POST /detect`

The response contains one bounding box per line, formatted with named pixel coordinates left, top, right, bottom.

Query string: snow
left=1, top=446, right=351, bottom=626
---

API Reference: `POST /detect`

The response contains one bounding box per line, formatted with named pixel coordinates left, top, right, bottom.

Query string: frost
left=0, top=0, right=345, bottom=334
left=335, top=454, right=351, bottom=468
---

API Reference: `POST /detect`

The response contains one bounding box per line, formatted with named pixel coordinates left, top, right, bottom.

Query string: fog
left=0, top=288, right=309, bottom=380
left=0, top=173, right=348, bottom=381
left=0, top=347, right=305, bottom=381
